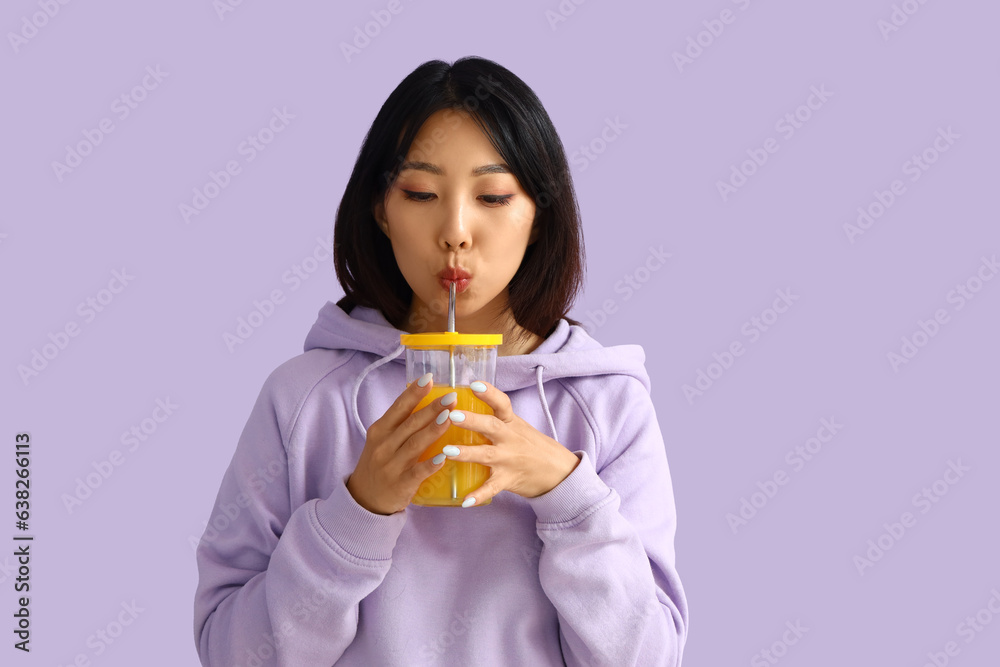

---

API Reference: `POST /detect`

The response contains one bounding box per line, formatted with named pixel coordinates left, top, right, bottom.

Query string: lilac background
left=3, top=1, right=999, bottom=665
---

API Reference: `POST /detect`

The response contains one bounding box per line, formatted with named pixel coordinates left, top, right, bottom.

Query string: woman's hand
left=441, top=381, right=580, bottom=507
left=346, top=374, right=452, bottom=515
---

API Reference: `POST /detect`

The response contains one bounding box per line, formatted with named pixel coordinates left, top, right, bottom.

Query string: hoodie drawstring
left=534, top=365, right=559, bottom=443
left=352, top=343, right=406, bottom=436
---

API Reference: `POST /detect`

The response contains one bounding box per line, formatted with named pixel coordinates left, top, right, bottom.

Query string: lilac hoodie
left=193, top=302, right=688, bottom=666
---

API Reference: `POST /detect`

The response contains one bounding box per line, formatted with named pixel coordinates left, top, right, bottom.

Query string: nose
left=440, top=199, right=472, bottom=250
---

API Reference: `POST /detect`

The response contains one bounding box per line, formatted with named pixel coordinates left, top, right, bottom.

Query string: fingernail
left=440, top=391, right=458, bottom=406
left=431, top=453, right=446, bottom=465
left=417, top=372, right=433, bottom=387
left=448, top=410, right=465, bottom=423
left=470, top=381, right=487, bottom=393
left=462, top=497, right=477, bottom=508
left=442, top=445, right=460, bottom=457
left=436, top=409, right=450, bottom=425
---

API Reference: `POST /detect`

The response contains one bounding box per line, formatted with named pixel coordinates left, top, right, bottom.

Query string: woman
left=194, top=56, right=688, bottom=666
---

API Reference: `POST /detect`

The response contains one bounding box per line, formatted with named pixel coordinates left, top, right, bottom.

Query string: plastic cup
left=401, top=331, right=502, bottom=507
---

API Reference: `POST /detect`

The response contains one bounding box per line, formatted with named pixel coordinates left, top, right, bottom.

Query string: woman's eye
left=402, top=190, right=434, bottom=202
left=402, top=191, right=513, bottom=207
left=480, top=194, right=513, bottom=206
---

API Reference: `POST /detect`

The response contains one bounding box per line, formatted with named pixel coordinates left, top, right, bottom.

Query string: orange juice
left=410, top=385, right=493, bottom=506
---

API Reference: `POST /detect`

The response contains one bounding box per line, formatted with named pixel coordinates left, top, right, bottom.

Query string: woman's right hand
left=346, top=373, right=453, bottom=515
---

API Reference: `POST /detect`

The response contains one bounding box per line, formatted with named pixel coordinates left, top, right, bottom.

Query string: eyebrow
left=398, top=161, right=511, bottom=176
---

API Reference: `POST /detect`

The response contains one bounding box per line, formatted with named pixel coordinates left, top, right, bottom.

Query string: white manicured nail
left=431, top=453, right=446, bottom=465
left=442, top=445, right=460, bottom=457
left=417, top=372, right=433, bottom=387
left=448, top=410, right=465, bottom=422
left=436, top=409, right=450, bottom=425
left=470, top=381, right=487, bottom=393
left=462, top=497, right=477, bottom=508
left=440, top=391, right=458, bottom=406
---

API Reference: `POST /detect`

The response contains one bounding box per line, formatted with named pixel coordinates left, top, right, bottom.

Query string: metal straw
left=448, top=281, right=457, bottom=499
left=448, top=281, right=456, bottom=387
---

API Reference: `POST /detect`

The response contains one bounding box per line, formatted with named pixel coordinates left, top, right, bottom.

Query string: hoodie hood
left=303, top=302, right=649, bottom=443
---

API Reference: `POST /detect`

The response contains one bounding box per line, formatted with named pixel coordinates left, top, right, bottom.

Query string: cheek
left=492, top=237, right=529, bottom=271
left=383, top=206, right=423, bottom=245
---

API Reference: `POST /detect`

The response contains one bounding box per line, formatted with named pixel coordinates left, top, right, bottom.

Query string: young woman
left=194, top=56, right=688, bottom=666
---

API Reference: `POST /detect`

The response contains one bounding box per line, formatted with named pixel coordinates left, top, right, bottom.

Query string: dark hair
left=333, top=56, right=585, bottom=347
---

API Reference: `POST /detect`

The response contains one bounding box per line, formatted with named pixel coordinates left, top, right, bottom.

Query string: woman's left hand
left=442, top=381, right=580, bottom=507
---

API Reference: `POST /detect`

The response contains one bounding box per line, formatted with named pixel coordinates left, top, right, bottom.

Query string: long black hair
left=334, top=56, right=585, bottom=345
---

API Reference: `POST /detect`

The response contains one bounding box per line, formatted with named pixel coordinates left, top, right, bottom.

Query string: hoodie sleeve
left=193, top=365, right=407, bottom=666
left=524, top=376, right=689, bottom=667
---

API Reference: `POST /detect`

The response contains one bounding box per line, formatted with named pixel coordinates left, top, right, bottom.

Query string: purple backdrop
left=3, top=1, right=999, bottom=665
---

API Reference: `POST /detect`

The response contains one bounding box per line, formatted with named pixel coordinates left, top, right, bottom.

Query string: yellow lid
left=400, top=331, right=503, bottom=346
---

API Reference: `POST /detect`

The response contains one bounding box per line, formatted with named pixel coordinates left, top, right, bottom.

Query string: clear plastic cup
left=401, top=331, right=502, bottom=507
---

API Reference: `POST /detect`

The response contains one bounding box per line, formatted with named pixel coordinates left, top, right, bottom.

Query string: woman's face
left=375, top=108, right=538, bottom=333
